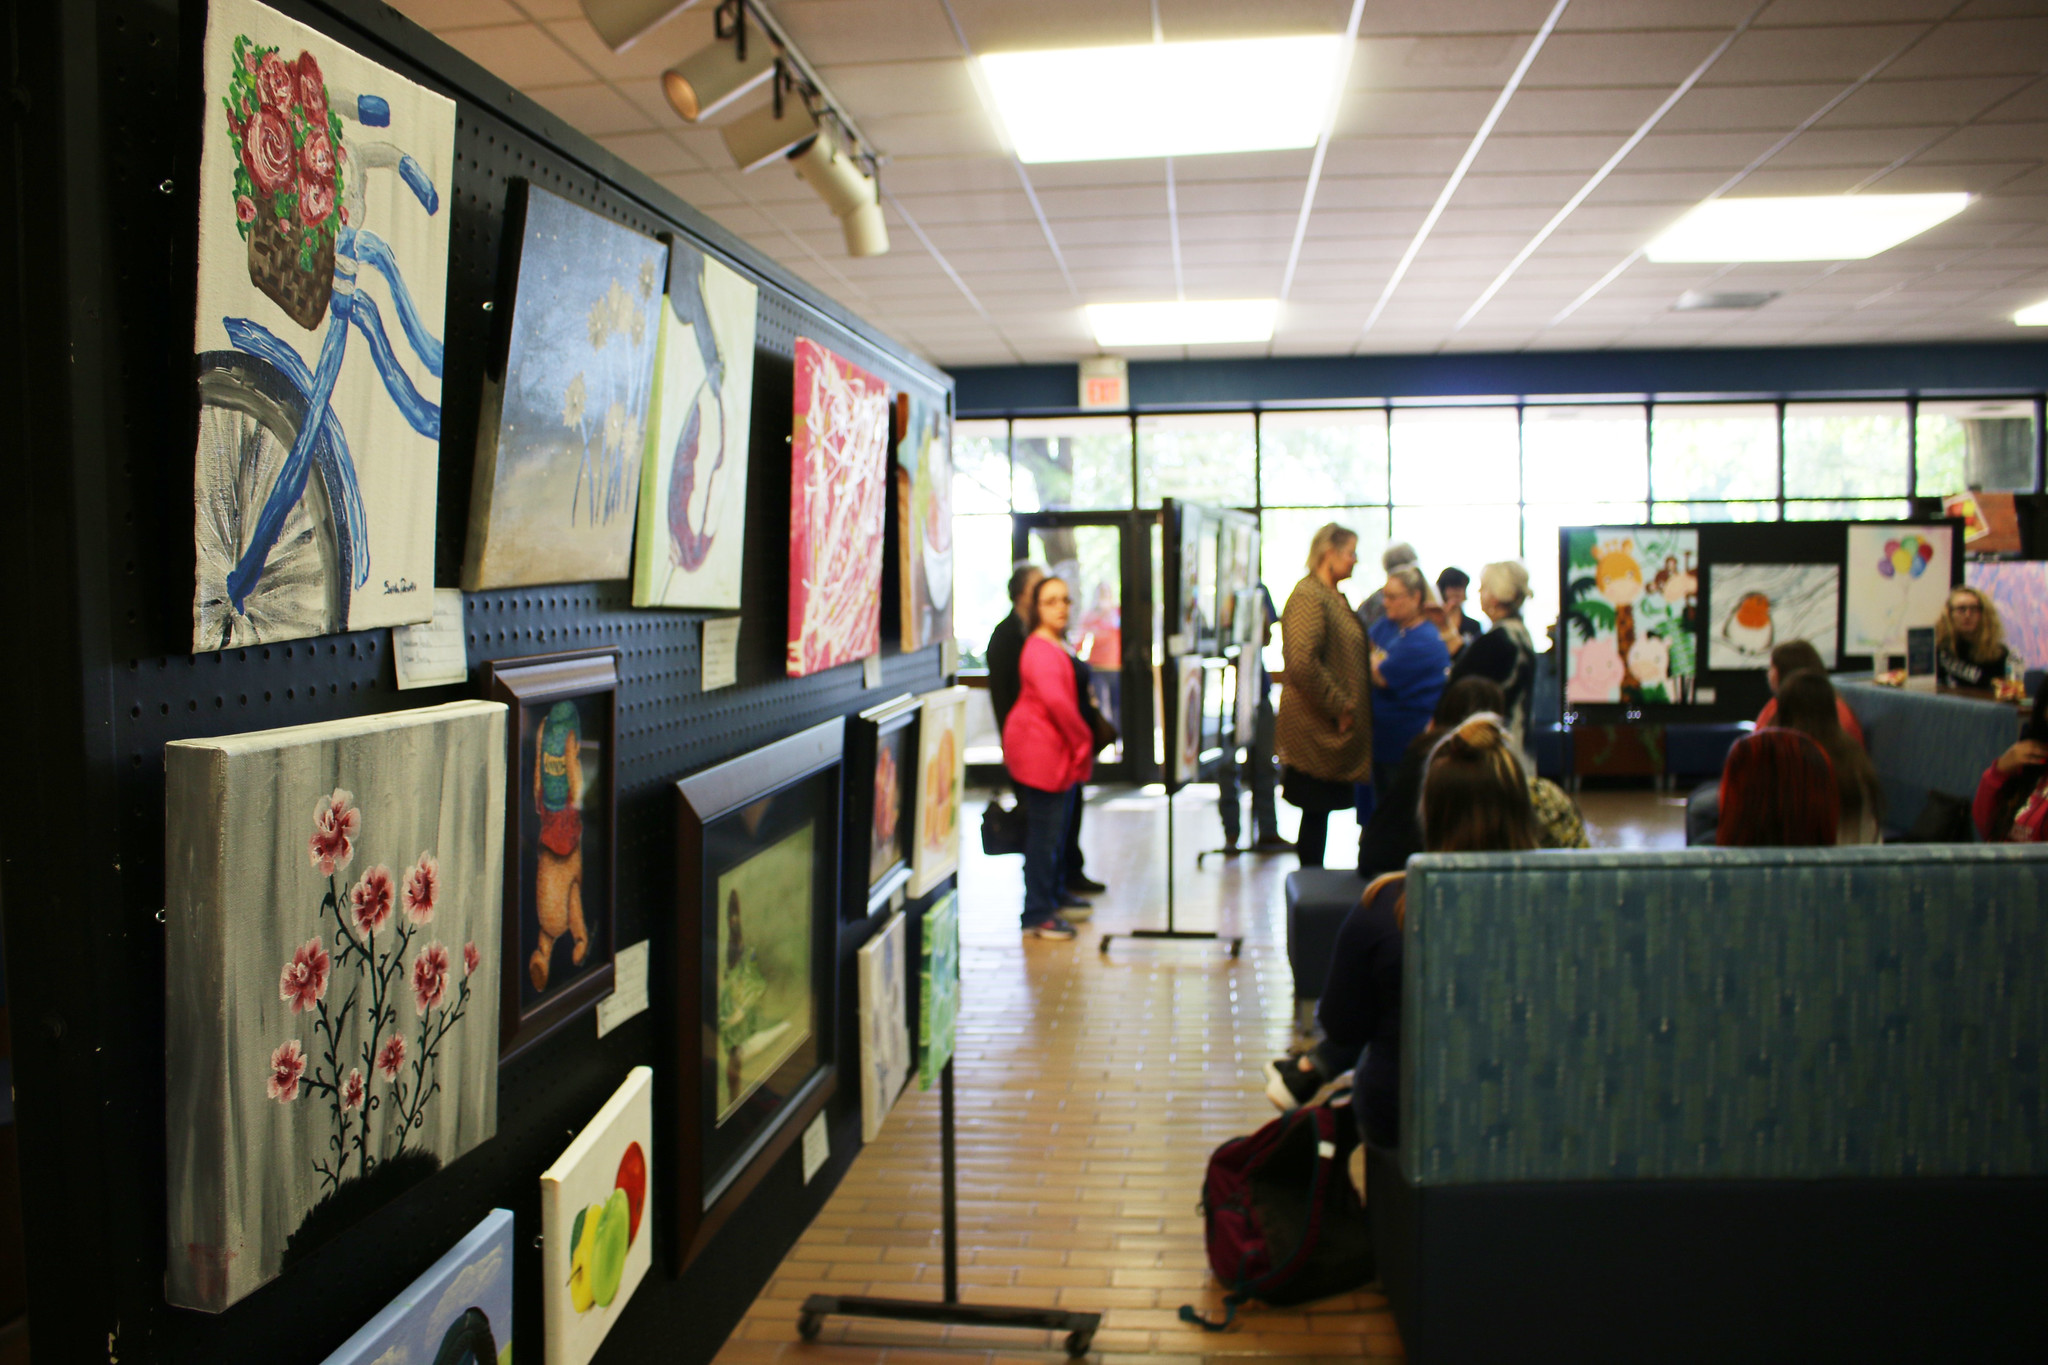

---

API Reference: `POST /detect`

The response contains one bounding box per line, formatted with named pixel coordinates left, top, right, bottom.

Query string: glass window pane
left=1783, top=401, right=1908, bottom=499
left=1389, top=503, right=1522, bottom=619
left=1263, top=507, right=1388, bottom=670
left=952, top=513, right=1015, bottom=672
left=1137, top=412, right=1257, bottom=506
left=1012, top=416, right=1134, bottom=511
left=1651, top=403, right=1778, bottom=501
left=1391, top=407, right=1519, bottom=504
left=1916, top=399, right=2038, bottom=495
left=953, top=418, right=1009, bottom=515
left=1259, top=409, right=1388, bottom=506
left=1784, top=499, right=1911, bottom=521
left=1653, top=501, right=1777, bottom=523
left=1522, top=504, right=1653, bottom=652
left=1522, top=404, right=1648, bottom=504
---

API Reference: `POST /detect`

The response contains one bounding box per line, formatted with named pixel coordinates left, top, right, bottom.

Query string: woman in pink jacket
left=1004, top=575, right=1096, bottom=940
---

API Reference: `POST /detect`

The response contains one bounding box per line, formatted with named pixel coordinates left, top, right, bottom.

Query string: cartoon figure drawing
left=1568, top=637, right=1626, bottom=701
left=532, top=700, right=589, bottom=991
left=1628, top=635, right=1671, bottom=688
left=1594, top=539, right=1646, bottom=693
left=1565, top=528, right=1700, bottom=705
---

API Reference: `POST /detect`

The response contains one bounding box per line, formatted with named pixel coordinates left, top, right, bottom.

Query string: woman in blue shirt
left=1366, top=564, right=1449, bottom=810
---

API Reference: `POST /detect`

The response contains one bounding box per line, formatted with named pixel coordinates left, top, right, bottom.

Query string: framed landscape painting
left=541, top=1066, right=653, bottom=1365
left=192, top=0, right=455, bottom=651
left=787, top=337, right=890, bottom=676
left=844, top=693, right=920, bottom=919
left=318, top=1208, right=513, bottom=1365
left=165, top=700, right=505, bottom=1312
left=908, top=686, right=967, bottom=897
left=483, top=649, right=619, bottom=1058
left=672, top=720, right=840, bottom=1267
left=895, top=391, right=954, bottom=653
left=857, top=911, right=911, bottom=1143
left=463, top=183, right=666, bottom=590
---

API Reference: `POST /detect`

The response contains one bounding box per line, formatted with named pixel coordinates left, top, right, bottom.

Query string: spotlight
left=579, top=0, right=701, bottom=54
left=720, top=96, right=819, bottom=172
left=790, top=129, right=890, bottom=257
left=662, top=6, right=777, bottom=121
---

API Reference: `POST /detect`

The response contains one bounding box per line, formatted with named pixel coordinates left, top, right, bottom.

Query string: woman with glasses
left=1935, top=586, right=2023, bottom=690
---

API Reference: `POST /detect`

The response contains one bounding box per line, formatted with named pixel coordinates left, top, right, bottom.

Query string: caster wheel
left=798, top=1312, right=822, bottom=1341
left=1065, top=1330, right=1093, bottom=1357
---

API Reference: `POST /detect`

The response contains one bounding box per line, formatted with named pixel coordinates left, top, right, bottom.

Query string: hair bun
left=1453, top=713, right=1508, bottom=750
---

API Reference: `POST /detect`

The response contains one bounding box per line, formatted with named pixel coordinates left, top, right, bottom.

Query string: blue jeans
left=1017, top=780, right=1075, bottom=926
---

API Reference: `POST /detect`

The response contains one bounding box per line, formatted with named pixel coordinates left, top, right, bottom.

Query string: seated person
left=1936, top=586, right=2024, bottom=690
left=1689, top=638, right=1865, bottom=845
left=1359, top=679, right=1587, bottom=876
left=1268, top=715, right=1541, bottom=1147
left=1717, top=727, right=1839, bottom=847
left=1974, top=685, right=2048, bottom=842
left=1773, top=669, right=1885, bottom=844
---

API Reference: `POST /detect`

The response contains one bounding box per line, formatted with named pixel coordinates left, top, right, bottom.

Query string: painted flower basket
left=223, top=34, right=346, bottom=329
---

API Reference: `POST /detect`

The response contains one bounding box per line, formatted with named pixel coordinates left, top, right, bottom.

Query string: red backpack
left=1179, top=1102, right=1376, bottom=1330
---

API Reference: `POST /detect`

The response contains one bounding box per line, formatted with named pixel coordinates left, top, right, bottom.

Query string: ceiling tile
left=1706, top=25, right=1928, bottom=86
left=528, top=82, right=659, bottom=137
left=439, top=23, right=591, bottom=89
left=1526, top=29, right=1744, bottom=87
left=1883, top=17, right=2048, bottom=78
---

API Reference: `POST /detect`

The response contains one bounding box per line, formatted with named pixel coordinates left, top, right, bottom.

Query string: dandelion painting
left=463, top=184, right=666, bottom=589
left=787, top=337, right=891, bottom=676
left=1562, top=527, right=1700, bottom=705
left=165, top=700, right=504, bottom=1313
left=317, top=1207, right=513, bottom=1365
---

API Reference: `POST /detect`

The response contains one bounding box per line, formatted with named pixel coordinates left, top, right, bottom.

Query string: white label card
left=801, top=1112, right=830, bottom=1183
left=863, top=653, right=883, bottom=689
left=701, top=616, right=740, bottom=691
left=595, top=940, right=650, bottom=1037
left=941, top=637, right=959, bottom=679
left=391, top=589, right=468, bottom=690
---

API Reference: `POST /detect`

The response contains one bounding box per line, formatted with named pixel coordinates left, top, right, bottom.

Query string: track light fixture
left=662, top=1, right=777, bottom=122
left=790, top=128, right=890, bottom=258
left=579, top=0, right=701, bottom=54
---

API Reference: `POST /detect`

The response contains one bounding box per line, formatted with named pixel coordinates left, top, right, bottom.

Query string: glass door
left=1012, top=510, right=1157, bottom=784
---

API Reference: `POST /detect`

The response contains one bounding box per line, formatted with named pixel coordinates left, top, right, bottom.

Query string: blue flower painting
left=319, top=1208, right=513, bottom=1365
left=463, top=185, right=666, bottom=590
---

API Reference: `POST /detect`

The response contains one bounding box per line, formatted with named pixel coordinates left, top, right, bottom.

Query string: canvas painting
left=318, top=1207, right=513, bottom=1365
left=715, top=825, right=817, bottom=1123
left=1172, top=655, right=1205, bottom=785
left=463, top=185, right=666, bottom=590
left=1234, top=600, right=1266, bottom=746
left=1563, top=527, right=1700, bottom=705
left=541, top=1066, right=652, bottom=1365
left=165, top=700, right=505, bottom=1313
left=1967, top=560, right=2048, bottom=670
left=869, top=723, right=913, bottom=890
left=896, top=393, right=955, bottom=653
left=1707, top=563, right=1840, bottom=671
left=857, top=912, right=911, bottom=1143
left=788, top=337, right=891, bottom=676
left=909, top=686, right=967, bottom=896
left=1947, top=491, right=2022, bottom=555
left=192, top=0, right=456, bottom=651
left=919, top=891, right=960, bottom=1091
left=1845, top=524, right=1955, bottom=655
left=633, top=240, right=758, bottom=609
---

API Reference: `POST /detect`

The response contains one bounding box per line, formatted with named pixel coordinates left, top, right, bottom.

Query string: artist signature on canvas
left=383, top=578, right=419, bottom=595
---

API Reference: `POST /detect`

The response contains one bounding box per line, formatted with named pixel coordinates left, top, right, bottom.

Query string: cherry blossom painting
left=317, top=1207, right=512, bottom=1365
left=165, top=700, right=505, bottom=1313
left=787, top=336, right=890, bottom=676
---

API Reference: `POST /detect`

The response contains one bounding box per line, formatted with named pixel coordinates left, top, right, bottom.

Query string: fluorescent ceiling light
left=2016, top=300, right=2048, bottom=326
left=1644, top=193, right=1969, bottom=262
left=1087, top=300, right=1277, bottom=347
left=979, top=36, right=1345, bottom=163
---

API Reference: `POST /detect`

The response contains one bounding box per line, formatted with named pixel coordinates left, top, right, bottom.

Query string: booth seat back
left=1399, top=845, right=2048, bottom=1188
left=1833, top=677, right=2020, bottom=835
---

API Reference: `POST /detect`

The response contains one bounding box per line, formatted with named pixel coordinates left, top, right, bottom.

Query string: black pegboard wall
left=20, top=0, right=954, bottom=1361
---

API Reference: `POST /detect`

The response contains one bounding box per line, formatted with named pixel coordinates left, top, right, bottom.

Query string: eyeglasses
left=1949, top=601, right=1983, bottom=615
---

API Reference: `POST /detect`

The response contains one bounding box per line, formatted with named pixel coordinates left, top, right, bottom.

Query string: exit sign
left=1079, top=355, right=1128, bottom=410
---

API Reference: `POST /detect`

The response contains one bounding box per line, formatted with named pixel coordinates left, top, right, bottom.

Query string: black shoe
left=1058, top=893, right=1092, bottom=910
left=1250, top=835, right=1297, bottom=853
left=1066, top=873, right=1107, bottom=894
left=1263, top=1057, right=1351, bottom=1112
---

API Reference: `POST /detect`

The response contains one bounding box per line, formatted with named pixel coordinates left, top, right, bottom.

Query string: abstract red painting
left=787, top=337, right=891, bottom=676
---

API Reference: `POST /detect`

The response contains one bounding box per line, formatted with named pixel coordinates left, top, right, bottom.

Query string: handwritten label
left=862, top=653, right=883, bottom=689
left=391, top=589, right=467, bottom=690
left=594, top=940, right=649, bottom=1038
left=701, top=617, right=740, bottom=691
left=801, top=1112, right=830, bottom=1184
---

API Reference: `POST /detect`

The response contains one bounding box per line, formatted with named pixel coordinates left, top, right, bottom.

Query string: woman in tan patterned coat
left=1277, top=523, right=1373, bottom=866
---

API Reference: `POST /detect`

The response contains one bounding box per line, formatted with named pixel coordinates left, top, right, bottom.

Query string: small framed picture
left=843, top=694, right=922, bottom=920
left=483, top=649, right=619, bottom=1059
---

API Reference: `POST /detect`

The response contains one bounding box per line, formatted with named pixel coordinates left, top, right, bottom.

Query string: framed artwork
left=317, top=1208, right=513, bottom=1365
left=1845, top=523, right=1957, bottom=655
left=1169, top=655, right=1205, bottom=787
left=672, top=719, right=840, bottom=1267
left=895, top=392, right=955, bottom=653
left=483, top=650, right=619, bottom=1059
left=165, top=700, right=505, bottom=1312
left=463, top=183, right=666, bottom=590
left=192, top=0, right=455, bottom=651
left=1966, top=560, right=2048, bottom=669
left=787, top=336, right=891, bottom=676
left=856, top=911, right=911, bottom=1143
left=1170, top=503, right=1204, bottom=644
left=919, top=891, right=960, bottom=1091
left=1562, top=527, right=1701, bottom=704
left=843, top=693, right=921, bottom=919
left=1707, top=564, right=1840, bottom=671
left=1234, top=603, right=1266, bottom=746
left=541, top=1066, right=653, bottom=1365
left=1947, top=491, right=2022, bottom=555
left=908, top=686, right=968, bottom=897
left=633, top=237, right=759, bottom=609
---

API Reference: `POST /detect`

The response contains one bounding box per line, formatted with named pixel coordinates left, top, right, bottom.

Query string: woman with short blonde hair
left=1276, top=523, right=1372, bottom=867
left=1934, top=585, right=2022, bottom=689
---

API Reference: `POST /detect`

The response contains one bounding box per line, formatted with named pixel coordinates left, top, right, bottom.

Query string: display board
left=0, top=1, right=952, bottom=1361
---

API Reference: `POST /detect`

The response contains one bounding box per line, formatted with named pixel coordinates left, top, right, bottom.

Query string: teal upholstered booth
left=1371, top=844, right=2048, bottom=1364
left=1834, top=678, right=2021, bottom=836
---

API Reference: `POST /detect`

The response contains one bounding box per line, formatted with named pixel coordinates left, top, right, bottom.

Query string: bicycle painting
left=192, top=0, right=454, bottom=653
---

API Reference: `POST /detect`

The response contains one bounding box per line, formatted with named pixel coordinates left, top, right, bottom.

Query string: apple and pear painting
left=463, top=185, right=666, bottom=590
left=318, top=1207, right=513, bottom=1365
left=1563, top=527, right=1700, bottom=705
left=165, top=700, right=505, bottom=1313
left=541, top=1066, right=652, bottom=1365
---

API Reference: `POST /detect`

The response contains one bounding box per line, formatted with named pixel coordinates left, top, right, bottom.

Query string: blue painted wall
left=952, top=341, right=2048, bottom=415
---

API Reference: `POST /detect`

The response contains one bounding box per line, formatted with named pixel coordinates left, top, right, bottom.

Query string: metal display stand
left=798, top=1059, right=1101, bottom=1356
left=1098, top=782, right=1244, bottom=957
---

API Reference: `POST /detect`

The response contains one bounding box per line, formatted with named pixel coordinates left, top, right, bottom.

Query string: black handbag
left=980, top=798, right=1028, bottom=855
left=1081, top=690, right=1120, bottom=753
